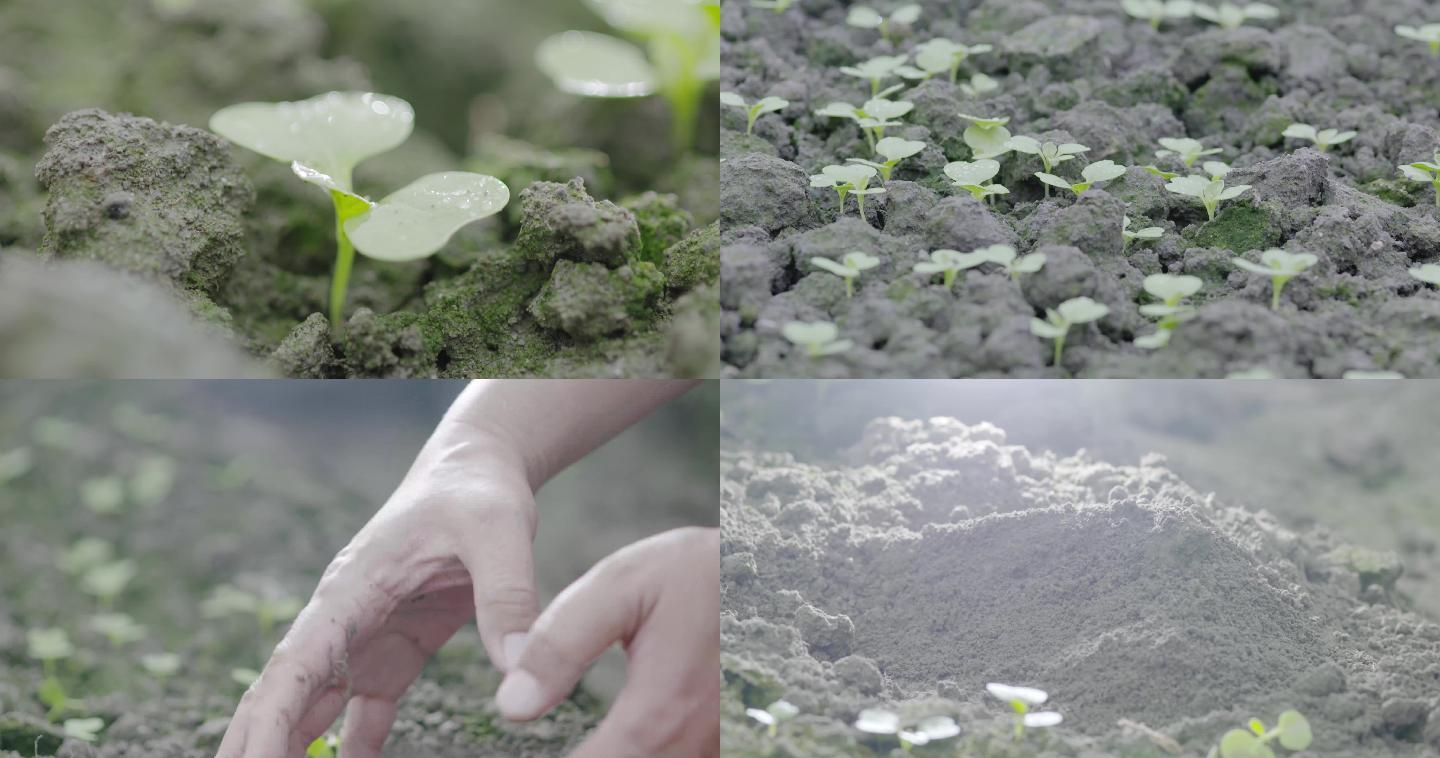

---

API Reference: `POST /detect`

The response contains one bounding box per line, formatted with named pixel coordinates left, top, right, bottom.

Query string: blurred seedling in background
left=745, top=699, right=799, bottom=736
left=1398, top=152, right=1440, bottom=206
left=1166, top=175, right=1251, bottom=221
left=811, top=252, right=882, bottom=297
left=1037, top=161, right=1127, bottom=197
left=840, top=55, right=910, bottom=97
left=64, top=717, right=104, bottom=743
left=1142, top=165, right=1180, bottom=181
left=210, top=92, right=510, bottom=327
left=1122, top=0, right=1194, bottom=28
left=854, top=709, right=961, bottom=752
left=33, top=417, right=100, bottom=456
left=203, top=584, right=303, bottom=642
left=28, top=627, right=76, bottom=720
left=81, top=476, right=126, bottom=516
left=909, top=39, right=993, bottom=83
left=960, top=73, right=1000, bottom=98
left=130, top=455, right=178, bottom=507
left=959, top=114, right=1012, bottom=160
left=1123, top=216, right=1164, bottom=249
left=140, top=653, right=182, bottom=679
left=815, top=92, right=913, bottom=151
left=783, top=321, right=853, bottom=357
left=307, top=735, right=342, bottom=758
left=846, top=5, right=922, bottom=45
left=1203, top=161, right=1231, bottom=180
left=0, top=446, right=34, bottom=485
left=849, top=137, right=926, bottom=181
left=1282, top=123, right=1355, bottom=153
left=1232, top=249, right=1317, bottom=310
left=986, top=683, right=1064, bottom=740
left=750, top=0, right=794, bottom=11
left=1192, top=2, right=1277, bottom=28
left=1156, top=137, right=1221, bottom=168
left=110, top=404, right=175, bottom=445
left=58, top=538, right=114, bottom=577
left=1396, top=24, right=1440, bottom=56
left=944, top=159, right=1008, bottom=203
left=536, top=0, right=720, bottom=148
left=91, top=613, right=147, bottom=649
left=810, top=164, right=881, bottom=217
left=82, top=559, right=137, bottom=611
left=1214, top=709, right=1311, bottom=758
left=915, top=249, right=986, bottom=290
left=1030, top=299, right=1109, bottom=368
left=1006, top=136, right=1088, bottom=197
left=1410, top=263, right=1440, bottom=287
left=977, top=244, right=1046, bottom=280
left=720, top=92, right=789, bottom=135
left=1135, top=273, right=1203, bottom=349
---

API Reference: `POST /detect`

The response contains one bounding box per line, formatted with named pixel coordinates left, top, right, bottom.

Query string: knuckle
left=478, top=581, right=536, bottom=615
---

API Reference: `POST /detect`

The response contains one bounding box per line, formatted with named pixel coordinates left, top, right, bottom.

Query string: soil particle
left=662, top=221, right=721, bottom=296
left=513, top=178, right=641, bottom=267
left=720, top=153, right=815, bottom=236
left=621, top=191, right=694, bottom=266
left=269, top=313, right=336, bottom=379
left=339, top=308, right=437, bottom=378
left=528, top=260, right=664, bottom=342
left=667, top=284, right=722, bottom=378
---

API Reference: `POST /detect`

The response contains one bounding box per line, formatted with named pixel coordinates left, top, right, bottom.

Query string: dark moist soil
left=719, top=0, right=1440, bottom=378
left=720, top=417, right=1440, bottom=756
left=0, top=380, right=721, bottom=757
left=0, top=0, right=720, bottom=379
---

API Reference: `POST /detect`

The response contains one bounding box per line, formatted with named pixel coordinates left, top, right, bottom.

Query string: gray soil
left=721, top=417, right=1440, bottom=756
left=720, top=0, right=1440, bottom=378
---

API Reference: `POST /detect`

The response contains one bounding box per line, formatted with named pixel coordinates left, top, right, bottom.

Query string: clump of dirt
left=721, top=418, right=1440, bottom=756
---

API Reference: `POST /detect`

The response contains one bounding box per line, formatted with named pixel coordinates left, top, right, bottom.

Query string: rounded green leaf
left=345, top=172, right=510, bottom=262
left=1410, top=263, right=1440, bottom=285
left=811, top=257, right=859, bottom=277
left=876, top=137, right=926, bottom=161
left=1083, top=160, right=1127, bottom=184
left=720, top=91, right=746, bottom=107
left=846, top=6, right=884, bottom=27
left=1144, top=273, right=1203, bottom=301
left=536, top=31, right=657, bottom=98
left=1005, top=135, right=1042, bottom=154
left=1058, top=296, right=1109, bottom=324
left=1276, top=710, right=1312, bottom=750
left=1219, top=728, right=1264, bottom=758
left=783, top=321, right=840, bottom=346
left=945, top=159, right=1000, bottom=185
left=1030, top=318, right=1065, bottom=339
left=586, top=0, right=710, bottom=36
left=890, top=4, right=922, bottom=24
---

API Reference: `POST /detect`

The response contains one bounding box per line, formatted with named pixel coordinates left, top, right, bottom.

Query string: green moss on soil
left=622, top=191, right=694, bottom=265
left=663, top=221, right=720, bottom=294
left=1191, top=204, right=1279, bottom=252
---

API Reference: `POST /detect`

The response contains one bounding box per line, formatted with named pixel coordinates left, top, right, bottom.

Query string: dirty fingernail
left=496, top=670, right=547, bottom=719
left=502, top=632, right=528, bottom=671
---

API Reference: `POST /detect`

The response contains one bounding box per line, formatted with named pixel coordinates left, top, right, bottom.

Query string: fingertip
left=495, top=670, right=552, bottom=721
left=502, top=631, right=529, bottom=673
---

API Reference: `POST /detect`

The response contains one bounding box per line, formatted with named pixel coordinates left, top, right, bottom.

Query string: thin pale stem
left=1053, top=331, right=1067, bottom=367
left=1272, top=278, right=1285, bottom=310
left=330, top=195, right=357, bottom=328
left=845, top=277, right=854, bottom=298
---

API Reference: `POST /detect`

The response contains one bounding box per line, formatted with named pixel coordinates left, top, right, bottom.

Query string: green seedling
left=1216, top=710, right=1311, bottom=758
left=846, top=5, right=922, bottom=45
left=211, top=92, right=509, bottom=327
left=58, top=538, right=114, bottom=577
left=1192, top=2, right=1277, bottom=28
left=1030, top=298, right=1109, bottom=367
left=535, top=0, right=719, bottom=148
left=1165, top=175, right=1251, bottom=221
left=1036, top=160, right=1127, bottom=197
left=307, top=735, right=342, bottom=758
left=959, top=113, right=1012, bottom=159
left=720, top=92, right=789, bottom=135
left=811, top=252, right=882, bottom=297
left=80, top=476, right=126, bottom=515
left=1231, top=248, right=1317, bottom=310
left=782, top=321, right=853, bottom=357
left=32, top=417, right=91, bottom=452
left=960, top=73, right=1000, bottom=98
left=1343, top=370, right=1404, bottom=379
left=1008, top=136, right=1089, bottom=196
left=816, top=93, right=913, bottom=150
left=28, top=627, right=75, bottom=720
left=140, top=653, right=182, bottom=679
left=0, top=446, right=33, bottom=484
left=745, top=699, right=800, bottom=736
left=810, top=164, right=880, bottom=216
left=63, top=718, right=104, bottom=743
left=750, top=0, right=794, bottom=11
left=900, top=716, right=961, bottom=750
left=976, top=244, right=1046, bottom=280
left=1398, top=152, right=1440, bottom=206
left=911, top=38, right=993, bottom=83
left=1123, top=216, right=1164, bottom=249
left=91, top=613, right=147, bottom=648
left=1122, top=0, right=1195, bottom=28
left=1410, top=263, right=1440, bottom=286
left=944, top=159, right=1009, bottom=202
left=987, top=683, right=1064, bottom=740
left=82, top=559, right=137, bottom=610
left=130, top=454, right=178, bottom=508
left=840, top=55, right=910, bottom=97
left=1135, top=273, right=1203, bottom=349
left=915, top=248, right=987, bottom=289
left=202, top=584, right=303, bottom=640
left=1142, top=165, right=1180, bottom=180
left=1282, top=123, right=1356, bottom=152
left=849, top=137, right=927, bottom=180
left=1156, top=137, right=1222, bottom=168
left=1396, top=24, right=1440, bottom=56
left=1202, top=160, right=1231, bottom=180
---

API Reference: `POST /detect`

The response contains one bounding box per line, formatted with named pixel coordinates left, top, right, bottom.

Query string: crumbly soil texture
left=720, top=418, right=1440, bottom=756
left=720, top=0, right=1440, bottom=377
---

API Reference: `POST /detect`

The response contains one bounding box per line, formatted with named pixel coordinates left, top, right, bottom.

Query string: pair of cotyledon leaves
left=534, top=0, right=720, bottom=99
left=210, top=92, right=508, bottom=262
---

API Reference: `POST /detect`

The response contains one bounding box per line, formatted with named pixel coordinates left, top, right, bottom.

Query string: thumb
left=454, top=500, right=540, bottom=674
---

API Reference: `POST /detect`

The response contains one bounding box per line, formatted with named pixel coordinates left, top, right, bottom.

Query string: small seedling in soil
left=811, top=252, right=882, bottom=297
left=721, top=92, right=789, bottom=135
left=1122, top=0, right=1195, bottom=28
left=1192, top=2, right=1278, bottom=28
left=1156, top=137, right=1222, bottom=168
left=986, top=683, right=1064, bottom=740
left=745, top=699, right=800, bottom=736
left=978, top=244, right=1046, bottom=280
left=1166, top=175, right=1251, bottom=221
left=80, top=475, right=126, bottom=515
left=202, top=584, right=303, bottom=640
left=1282, top=123, right=1356, bottom=153
left=810, top=164, right=880, bottom=216
left=63, top=717, right=104, bottom=743
left=1006, top=137, right=1088, bottom=173
left=1123, top=216, right=1164, bottom=249
left=210, top=92, right=509, bottom=327
left=1142, top=165, right=1181, bottom=181
left=307, top=735, right=342, bottom=758
left=1410, top=263, right=1440, bottom=286
left=944, top=159, right=1009, bottom=202
left=1036, top=160, right=1127, bottom=197
left=28, top=627, right=75, bottom=720
left=783, top=321, right=853, bottom=357
left=840, top=55, right=910, bottom=97
left=911, top=38, right=993, bottom=83
left=959, top=114, right=1013, bottom=160
left=0, top=446, right=34, bottom=484
left=1395, top=23, right=1440, bottom=56
left=816, top=93, right=913, bottom=150
left=915, top=249, right=986, bottom=289
left=1135, top=273, right=1203, bottom=349
left=1232, top=248, right=1318, bottom=310
left=140, top=653, right=182, bottom=678
left=1398, top=152, right=1440, bottom=206
left=91, top=612, right=147, bottom=648
left=960, top=73, right=1000, bottom=98
left=849, top=137, right=927, bottom=181
left=846, top=5, right=922, bottom=45
left=899, top=716, right=961, bottom=750
left=1214, top=709, right=1311, bottom=758
left=58, top=538, right=114, bottom=577
left=82, top=559, right=137, bottom=610
left=1029, top=299, right=1109, bottom=367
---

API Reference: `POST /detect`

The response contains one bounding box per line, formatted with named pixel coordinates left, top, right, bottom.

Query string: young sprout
left=1029, top=298, right=1109, bottom=367
left=900, top=716, right=961, bottom=749
left=1036, top=160, right=1128, bottom=197
left=91, top=613, right=147, bottom=648
left=750, top=0, right=794, bottom=11
left=1121, top=0, right=1195, bottom=28
left=855, top=708, right=900, bottom=735
left=1282, top=123, right=1356, bottom=153
left=307, top=736, right=341, bottom=758
left=1398, top=152, right=1440, bottom=207
left=782, top=321, right=853, bottom=357
left=1191, top=2, right=1278, bottom=28
left=959, top=113, right=1012, bottom=160
left=535, top=0, right=720, bottom=147
left=840, top=55, right=910, bottom=97
left=1008, top=136, right=1089, bottom=196
left=816, top=94, right=913, bottom=150
left=202, top=584, right=303, bottom=639
left=28, top=628, right=74, bottom=719
left=944, top=159, right=1009, bottom=202
left=1410, top=263, right=1440, bottom=286
left=1123, top=216, right=1164, bottom=249
left=912, top=39, right=993, bottom=83
left=1232, top=248, right=1318, bottom=310
left=211, top=93, right=509, bottom=327
left=59, top=538, right=114, bottom=577
left=1135, top=273, right=1203, bottom=349
left=745, top=699, right=800, bottom=736
left=986, top=683, right=1065, bottom=740
left=141, top=653, right=182, bottom=678
left=811, top=252, right=882, bottom=297
left=960, top=73, right=1000, bottom=98
left=1142, top=165, right=1180, bottom=180
left=720, top=92, right=789, bottom=135
left=1165, top=175, right=1251, bottom=221
left=846, top=5, right=922, bottom=45
left=63, top=718, right=104, bottom=743
left=1396, top=24, right=1440, bottom=56
left=849, top=137, right=927, bottom=181
left=915, top=249, right=986, bottom=289
left=810, top=164, right=879, bottom=216
left=1218, top=710, right=1312, bottom=757
left=81, top=559, right=137, bottom=610
left=1202, top=160, right=1231, bottom=180
left=80, top=476, right=126, bottom=515
left=977, top=244, right=1046, bottom=280
left=1156, top=137, right=1222, bottom=168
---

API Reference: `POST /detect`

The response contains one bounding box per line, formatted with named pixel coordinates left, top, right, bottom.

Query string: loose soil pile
left=721, top=417, right=1440, bottom=756
left=720, top=0, right=1440, bottom=378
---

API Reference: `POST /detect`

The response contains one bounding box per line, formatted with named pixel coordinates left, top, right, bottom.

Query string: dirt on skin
left=721, top=417, right=1440, bottom=756
left=720, top=0, right=1440, bottom=378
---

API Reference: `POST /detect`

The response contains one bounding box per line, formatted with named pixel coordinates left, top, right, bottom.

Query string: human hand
left=496, top=527, right=720, bottom=758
